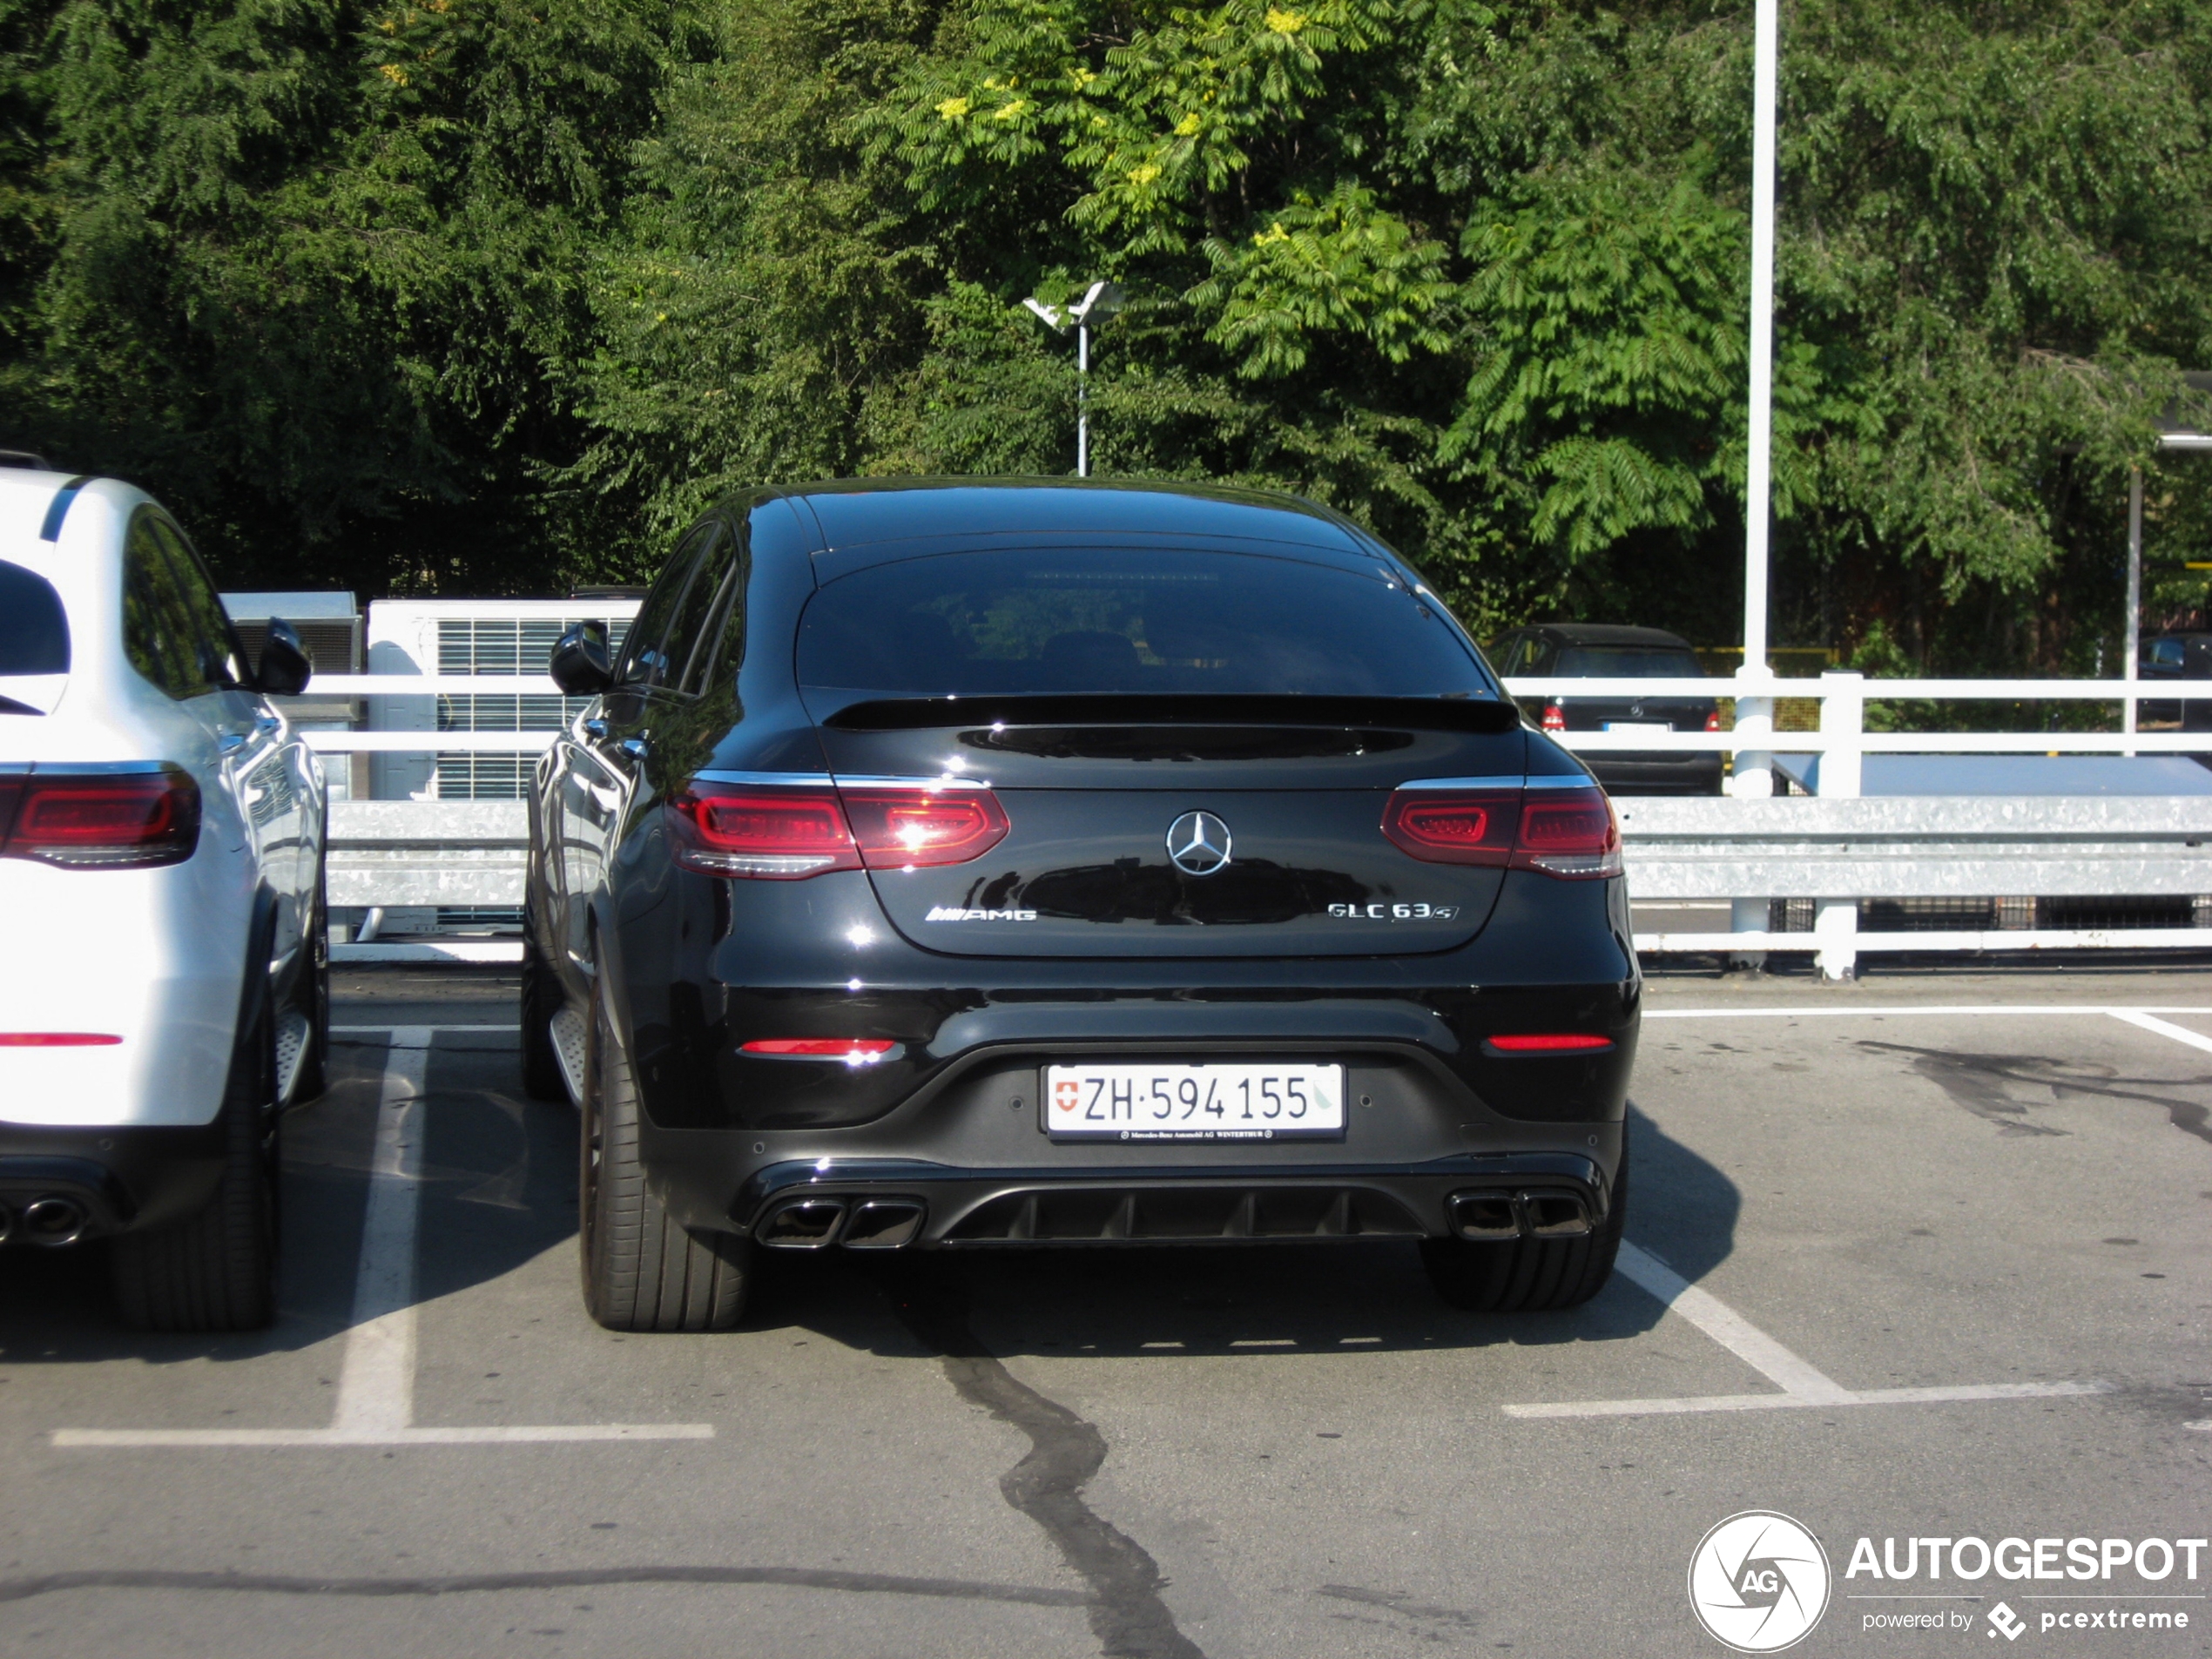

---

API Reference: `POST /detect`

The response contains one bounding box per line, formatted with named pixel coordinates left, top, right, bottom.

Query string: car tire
left=520, top=932, right=566, bottom=1103
left=1420, top=1139, right=1628, bottom=1313
left=291, top=868, right=331, bottom=1103
left=578, top=980, right=748, bottom=1332
left=111, top=979, right=280, bottom=1332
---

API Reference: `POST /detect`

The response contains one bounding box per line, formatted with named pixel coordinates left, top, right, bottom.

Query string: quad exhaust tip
left=756, top=1197, right=926, bottom=1251
left=14, top=1195, right=90, bottom=1248
left=1446, top=1187, right=1593, bottom=1242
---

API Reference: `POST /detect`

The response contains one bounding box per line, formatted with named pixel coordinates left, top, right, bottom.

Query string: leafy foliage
left=0, top=0, right=2209, bottom=673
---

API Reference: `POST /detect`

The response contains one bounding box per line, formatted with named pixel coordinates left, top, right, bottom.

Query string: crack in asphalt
left=891, top=1274, right=1205, bottom=1659
left=0, top=1564, right=1089, bottom=1607
left=1859, top=1042, right=2212, bottom=1144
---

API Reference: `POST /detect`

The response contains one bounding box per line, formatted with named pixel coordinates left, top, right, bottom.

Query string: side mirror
left=255, top=617, right=313, bottom=697
left=550, top=620, right=613, bottom=696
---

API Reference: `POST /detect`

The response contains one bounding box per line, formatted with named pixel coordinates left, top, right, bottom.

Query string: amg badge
left=924, top=906, right=1038, bottom=922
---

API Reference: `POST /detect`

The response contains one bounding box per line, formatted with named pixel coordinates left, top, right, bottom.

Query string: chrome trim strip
left=1393, top=775, right=1527, bottom=791
left=690, top=770, right=837, bottom=788
left=1394, top=773, right=1602, bottom=792
left=690, top=770, right=995, bottom=791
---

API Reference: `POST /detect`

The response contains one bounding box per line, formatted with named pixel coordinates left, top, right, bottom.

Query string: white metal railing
left=310, top=669, right=2212, bottom=976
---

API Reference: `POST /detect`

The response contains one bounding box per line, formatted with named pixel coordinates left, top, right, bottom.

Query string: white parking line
left=55, top=1030, right=711, bottom=1451
left=1503, top=1244, right=2109, bottom=1420
left=330, top=1027, right=431, bottom=1433
left=2107, top=1009, right=2212, bottom=1055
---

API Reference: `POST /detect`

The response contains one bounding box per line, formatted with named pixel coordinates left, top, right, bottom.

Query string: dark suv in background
left=1487, top=624, right=1723, bottom=795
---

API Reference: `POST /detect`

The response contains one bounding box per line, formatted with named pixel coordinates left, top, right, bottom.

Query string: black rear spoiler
left=822, top=693, right=1521, bottom=735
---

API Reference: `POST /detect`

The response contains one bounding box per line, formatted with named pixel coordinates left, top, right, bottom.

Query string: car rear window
left=797, top=548, right=1489, bottom=698
left=0, top=559, right=68, bottom=675
left=1554, top=646, right=1701, bottom=677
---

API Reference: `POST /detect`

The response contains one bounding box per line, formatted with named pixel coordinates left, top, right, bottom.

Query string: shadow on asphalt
left=0, top=1043, right=1742, bottom=1366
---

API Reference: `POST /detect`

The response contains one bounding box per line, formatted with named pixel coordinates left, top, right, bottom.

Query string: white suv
left=0, top=467, right=328, bottom=1330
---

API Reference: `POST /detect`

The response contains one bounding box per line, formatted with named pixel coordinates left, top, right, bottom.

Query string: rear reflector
left=1381, top=785, right=1621, bottom=880
left=742, top=1038, right=897, bottom=1062
left=0, top=767, right=200, bottom=869
left=669, top=781, right=1008, bottom=879
left=0, top=1032, right=123, bottom=1047
left=1486, top=1034, right=1614, bottom=1054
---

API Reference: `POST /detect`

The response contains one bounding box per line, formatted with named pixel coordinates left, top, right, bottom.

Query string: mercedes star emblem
left=1165, top=810, right=1232, bottom=877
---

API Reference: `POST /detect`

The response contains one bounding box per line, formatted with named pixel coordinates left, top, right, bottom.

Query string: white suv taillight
left=1379, top=784, right=1622, bottom=880
left=0, top=766, right=201, bottom=869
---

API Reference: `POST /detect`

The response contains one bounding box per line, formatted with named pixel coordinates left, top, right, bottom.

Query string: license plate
left=1042, top=1063, right=1345, bottom=1142
left=1603, top=720, right=1670, bottom=732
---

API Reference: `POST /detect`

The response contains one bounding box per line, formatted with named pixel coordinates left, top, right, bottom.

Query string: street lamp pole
left=1743, top=0, right=1778, bottom=680
left=1023, top=282, right=1123, bottom=478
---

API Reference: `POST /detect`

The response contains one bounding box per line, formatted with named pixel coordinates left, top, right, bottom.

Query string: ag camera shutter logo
left=1689, top=1511, right=1832, bottom=1652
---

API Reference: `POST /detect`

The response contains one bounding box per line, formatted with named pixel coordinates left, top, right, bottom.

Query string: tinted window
left=617, top=526, right=716, bottom=690
left=661, top=526, right=732, bottom=694
left=678, top=539, right=745, bottom=696
left=123, top=516, right=217, bottom=698
left=1554, top=646, right=1702, bottom=678
left=0, top=561, right=68, bottom=674
left=150, top=517, right=246, bottom=689
left=2149, top=638, right=2185, bottom=667
left=798, top=548, right=1487, bottom=698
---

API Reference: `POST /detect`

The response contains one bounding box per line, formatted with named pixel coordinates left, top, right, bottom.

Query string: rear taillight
left=668, top=786, right=858, bottom=877
left=1381, top=785, right=1621, bottom=880
left=840, top=786, right=1009, bottom=867
left=1541, top=704, right=1567, bottom=733
left=1704, top=709, right=1723, bottom=732
left=667, top=781, right=1008, bottom=879
left=0, top=767, right=200, bottom=869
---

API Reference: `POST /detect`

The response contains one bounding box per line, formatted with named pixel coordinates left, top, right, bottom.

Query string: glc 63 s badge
left=1328, top=902, right=1460, bottom=921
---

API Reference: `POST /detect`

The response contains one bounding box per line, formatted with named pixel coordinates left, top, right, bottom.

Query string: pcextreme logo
left=1689, top=1511, right=1832, bottom=1653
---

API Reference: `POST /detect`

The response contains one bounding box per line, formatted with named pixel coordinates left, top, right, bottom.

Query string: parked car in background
left=2136, top=632, right=2212, bottom=726
left=0, top=467, right=327, bottom=1330
left=524, top=480, right=1636, bottom=1332
left=1487, top=624, right=1723, bottom=795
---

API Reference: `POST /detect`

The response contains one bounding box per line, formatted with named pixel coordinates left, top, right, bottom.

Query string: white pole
left=2125, top=465, right=2142, bottom=750
left=1743, top=0, right=1778, bottom=679
left=1076, top=321, right=1090, bottom=478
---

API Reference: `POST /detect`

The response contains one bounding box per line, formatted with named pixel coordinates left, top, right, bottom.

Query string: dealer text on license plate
left=1042, top=1063, right=1345, bottom=1141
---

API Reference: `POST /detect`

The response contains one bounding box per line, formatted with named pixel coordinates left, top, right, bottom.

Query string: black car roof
left=1521, top=624, right=1697, bottom=650
left=762, top=477, right=1372, bottom=560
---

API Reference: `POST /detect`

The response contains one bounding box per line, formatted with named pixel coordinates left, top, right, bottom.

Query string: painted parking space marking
left=54, top=1028, right=711, bottom=1451
left=1507, top=1000, right=2212, bottom=1420
left=1504, top=1243, right=2108, bottom=1420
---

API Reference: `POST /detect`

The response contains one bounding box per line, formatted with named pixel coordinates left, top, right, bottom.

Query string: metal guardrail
left=314, top=671, right=2212, bottom=976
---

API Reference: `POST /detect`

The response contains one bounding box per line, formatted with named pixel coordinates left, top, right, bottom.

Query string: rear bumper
left=720, top=1150, right=1615, bottom=1249
left=637, top=1035, right=1629, bottom=1244
left=0, top=1120, right=228, bottom=1244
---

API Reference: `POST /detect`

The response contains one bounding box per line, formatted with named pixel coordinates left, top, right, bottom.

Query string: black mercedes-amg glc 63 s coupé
left=523, top=481, right=1638, bottom=1331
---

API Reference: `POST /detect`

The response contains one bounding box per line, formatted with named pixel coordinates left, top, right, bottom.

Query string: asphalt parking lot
left=3, top=965, right=2209, bottom=1657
